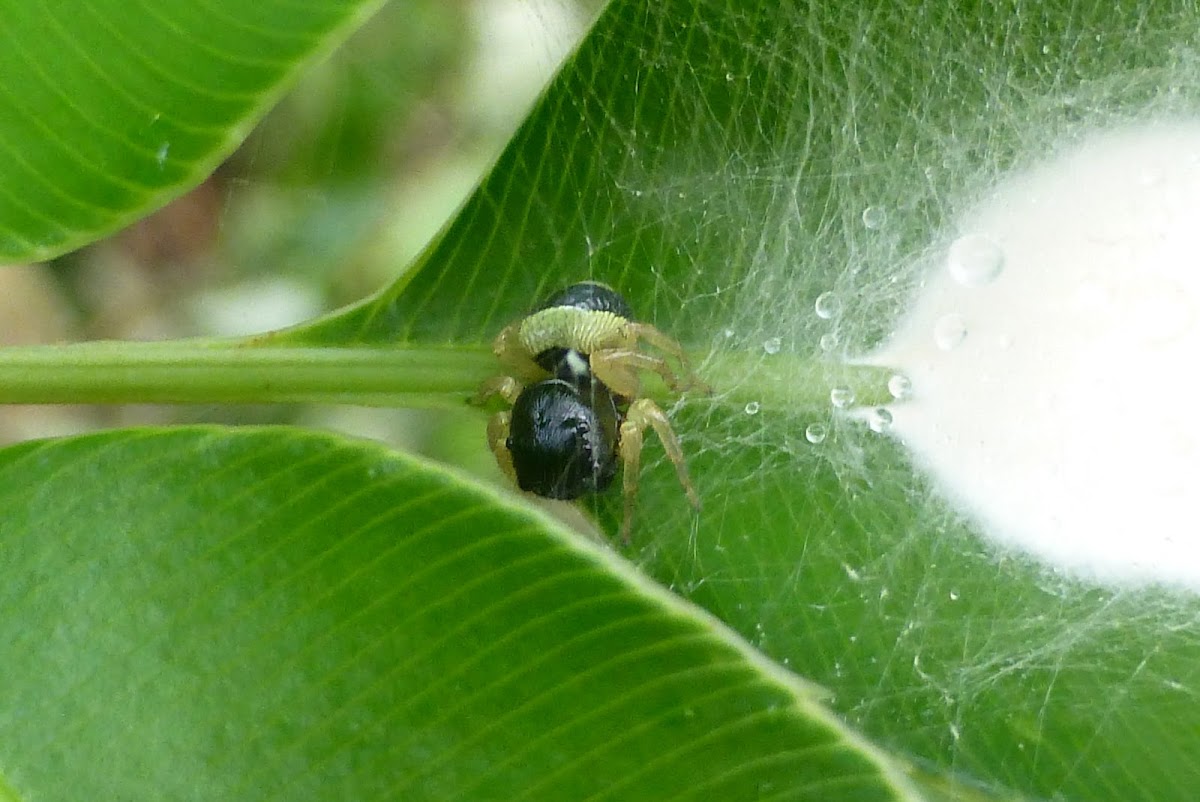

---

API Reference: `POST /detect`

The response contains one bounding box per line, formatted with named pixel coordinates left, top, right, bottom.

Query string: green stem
left=0, top=338, right=899, bottom=412
left=0, top=339, right=496, bottom=408
left=696, top=352, right=897, bottom=411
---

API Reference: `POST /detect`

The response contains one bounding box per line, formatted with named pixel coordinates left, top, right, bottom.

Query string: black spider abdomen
left=506, top=379, right=619, bottom=500
left=537, top=281, right=634, bottom=319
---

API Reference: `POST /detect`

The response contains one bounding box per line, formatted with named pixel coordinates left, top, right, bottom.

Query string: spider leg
left=591, top=349, right=686, bottom=398
left=493, top=322, right=545, bottom=381
left=486, top=410, right=517, bottom=483
left=628, top=322, right=709, bottom=392
left=471, top=375, right=523, bottom=407
left=474, top=375, right=521, bottom=482
left=618, top=398, right=700, bottom=543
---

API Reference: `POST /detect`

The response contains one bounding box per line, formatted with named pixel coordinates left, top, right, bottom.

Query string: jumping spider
left=474, top=281, right=703, bottom=542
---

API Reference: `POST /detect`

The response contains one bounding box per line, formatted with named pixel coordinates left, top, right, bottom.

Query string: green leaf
left=0, top=427, right=922, bottom=801
left=3, top=0, right=1193, bottom=799
left=297, top=1, right=1200, bottom=801
left=0, top=0, right=384, bottom=261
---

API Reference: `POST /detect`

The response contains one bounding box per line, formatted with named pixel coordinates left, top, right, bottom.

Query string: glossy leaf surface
left=0, top=0, right=1195, bottom=800
left=303, top=2, right=1200, bottom=800
left=0, top=427, right=920, bottom=801
left=0, top=0, right=382, bottom=260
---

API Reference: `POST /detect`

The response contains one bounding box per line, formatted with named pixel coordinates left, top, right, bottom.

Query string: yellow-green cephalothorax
left=517, top=306, right=632, bottom=358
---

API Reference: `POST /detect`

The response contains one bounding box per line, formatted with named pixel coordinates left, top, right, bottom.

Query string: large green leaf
left=0, top=427, right=923, bottom=801
left=0, top=0, right=383, bottom=261
left=293, top=1, right=1200, bottom=801
left=2, top=0, right=1195, bottom=799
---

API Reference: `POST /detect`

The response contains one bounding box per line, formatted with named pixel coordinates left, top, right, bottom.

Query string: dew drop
left=830, top=386, right=855, bottom=408
left=861, top=205, right=887, bottom=229
left=933, top=313, right=967, bottom=350
left=887, top=373, right=913, bottom=400
left=868, top=407, right=893, bottom=433
left=805, top=422, right=827, bottom=444
left=744, top=401, right=761, bottom=415
left=722, top=327, right=735, bottom=339
left=814, top=291, right=842, bottom=320
left=819, top=332, right=840, bottom=351
left=762, top=336, right=782, bottom=355
left=947, top=234, right=1005, bottom=287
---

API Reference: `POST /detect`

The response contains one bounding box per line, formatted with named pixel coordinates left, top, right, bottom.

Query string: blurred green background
left=0, top=0, right=596, bottom=461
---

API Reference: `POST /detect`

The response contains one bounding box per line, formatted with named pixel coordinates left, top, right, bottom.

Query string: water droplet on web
left=933, top=313, right=967, bottom=350
left=722, top=327, right=735, bottom=339
left=814, top=291, right=842, bottom=319
left=868, top=408, right=893, bottom=433
left=947, top=234, right=1005, bottom=286
left=744, top=401, right=761, bottom=415
left=887, top=373, right=913, bottom=400
left=762, top=336, right=782, bottom=355
left=861, top=205, right=887, bottom=229
left=830, top=386, right=855, bottom=408
left=805, top=423, right=827, bottom=443
left=819, top=332, right=840, bottom=351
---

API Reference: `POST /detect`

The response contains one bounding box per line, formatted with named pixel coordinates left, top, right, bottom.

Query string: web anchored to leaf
left=383, top=2, right=1200, bottom=801
left=0, top=0, right=1198, bottom=799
